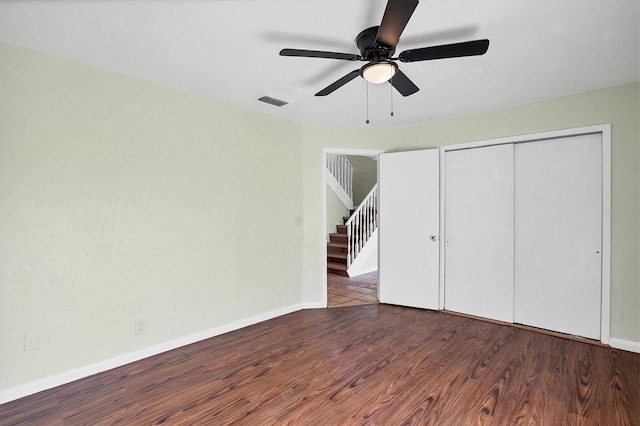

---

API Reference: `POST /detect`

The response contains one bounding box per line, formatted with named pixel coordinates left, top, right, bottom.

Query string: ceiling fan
left=279, top=0, right=489, bottom=97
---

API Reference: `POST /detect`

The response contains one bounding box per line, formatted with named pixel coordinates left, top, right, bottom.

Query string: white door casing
left=378, top=149, right=440, bottom=309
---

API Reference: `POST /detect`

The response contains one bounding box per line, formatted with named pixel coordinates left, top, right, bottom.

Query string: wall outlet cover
left=135, top=318, right=147, bottom=335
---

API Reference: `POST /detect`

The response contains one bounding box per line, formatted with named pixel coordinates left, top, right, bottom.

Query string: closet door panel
left=379, top=149, right=440, bottom=310
left=514, top=134, right=602, bottom=339
left=444, top=144, right=514, bottom=323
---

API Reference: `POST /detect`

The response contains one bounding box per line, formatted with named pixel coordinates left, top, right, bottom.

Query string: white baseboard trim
left=302, top=302, right=325, bottom=309
left=0, top=303, right=305, bottom=405
left=609, top=338, right=640, bottom=353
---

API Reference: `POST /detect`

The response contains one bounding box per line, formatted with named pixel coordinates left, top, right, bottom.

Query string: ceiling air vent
left=258, top=96, right=288, bottom=107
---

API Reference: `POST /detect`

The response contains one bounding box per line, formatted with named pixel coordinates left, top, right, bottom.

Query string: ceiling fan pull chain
left=366, top=82, right=370, bottom=124
left=390, top=76, right=394, bottom=117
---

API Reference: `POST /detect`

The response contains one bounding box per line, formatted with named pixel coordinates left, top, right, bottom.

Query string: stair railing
left=326, top=154, right=353, bottom=200
left=346, top=184, right=378, bottom=268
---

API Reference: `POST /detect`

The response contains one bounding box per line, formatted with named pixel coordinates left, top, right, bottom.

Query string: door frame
left=439, top=124, right=611, bottom=344
left=321, top=148, right=385, bottom=308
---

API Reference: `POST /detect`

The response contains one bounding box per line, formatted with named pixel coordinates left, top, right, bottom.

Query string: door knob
left=430, top=235, right=437, bottom=241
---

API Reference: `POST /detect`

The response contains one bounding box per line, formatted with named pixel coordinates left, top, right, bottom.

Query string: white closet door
left=444, top=144, right=514, bottom=322
left=514, top=134, right=602, bottom=339
left=378, top=149, right=440, bottom=310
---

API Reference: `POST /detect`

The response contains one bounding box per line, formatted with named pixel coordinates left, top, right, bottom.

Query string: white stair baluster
left=343, top=184, right=377, bottom=268
left=346, top=221, right=352, bottom=268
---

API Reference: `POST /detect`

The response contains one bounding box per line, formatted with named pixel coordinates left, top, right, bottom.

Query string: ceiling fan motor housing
left=357, top=26, right=395, bottom=62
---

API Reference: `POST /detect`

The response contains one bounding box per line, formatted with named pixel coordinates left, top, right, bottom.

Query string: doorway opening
left=322, top=148, right=384, bottom=308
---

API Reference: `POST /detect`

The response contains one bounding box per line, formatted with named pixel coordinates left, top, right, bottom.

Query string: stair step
left=336, top=225, right=347, bottom=234
left=327, top=241, right=348, bottom=249
left=329, top=233, right=348, bottom=243
left=328, top=246, right=347, bottom=255
left=327, top=258, right=347, bottom=267
left=327, top=252, right=347, bottom=260
left=327, top=262, right=348, bottom=271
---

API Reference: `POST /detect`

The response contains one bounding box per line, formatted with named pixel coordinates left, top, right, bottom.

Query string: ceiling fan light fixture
left=361, top=61, right=397, bottom=84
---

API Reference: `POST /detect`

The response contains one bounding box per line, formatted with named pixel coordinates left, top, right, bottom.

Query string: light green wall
left=1, top=41, right=638, bottom=395
left=0, top=43, right=303, bottom=391
left=302, top=83, right=639, bottom=343
left=347, top=155, right=377, bottom=206
left=326, top=185, right=349, bottom=240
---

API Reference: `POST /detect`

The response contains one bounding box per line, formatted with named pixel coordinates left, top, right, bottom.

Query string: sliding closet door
left=514, top=135, right=602, bottom=339
left=444, top=144, right=514, bottom=323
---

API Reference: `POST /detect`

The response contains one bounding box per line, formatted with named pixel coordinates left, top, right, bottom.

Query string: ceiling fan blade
left=375, top=0, right=419, bottom=48
left=315, top=70, right=361, bottom=96
left=399, top=39, right=490, bottom=62
left=280, top=48, right=361, bottom=61
left=390, top=69, right=419, bottom=96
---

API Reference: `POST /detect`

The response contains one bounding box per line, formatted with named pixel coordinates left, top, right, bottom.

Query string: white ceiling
left=1, top=1, right=638, bottom=128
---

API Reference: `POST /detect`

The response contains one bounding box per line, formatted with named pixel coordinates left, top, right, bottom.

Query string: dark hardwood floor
left=1, top=305, right=639, bottom=425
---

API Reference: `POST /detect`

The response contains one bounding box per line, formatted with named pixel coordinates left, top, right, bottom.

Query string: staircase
left=327, top=183, right=379, bottom=276
left=327, top=212, right=354, bottom=276
left=326, top=154, right=378, bottom=277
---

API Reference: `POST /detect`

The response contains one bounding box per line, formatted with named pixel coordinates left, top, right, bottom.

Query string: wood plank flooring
left=1, top=305, right=639, bottom=425
left=327, top=271, right=378, bottom=308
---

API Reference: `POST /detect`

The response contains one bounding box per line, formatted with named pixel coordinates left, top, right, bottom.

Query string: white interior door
left=444, top=144, right=515, bottom=323
left=378, top=149, right=440, bottom=309
left=514, top=134, right=602, bottom=339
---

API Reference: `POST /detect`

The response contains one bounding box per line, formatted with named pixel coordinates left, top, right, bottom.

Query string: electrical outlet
left=24, top=333, right=40, bottom=351
left=135, top=318, right=147, bottom=335
left=295, top=216, right=303, bottom=225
